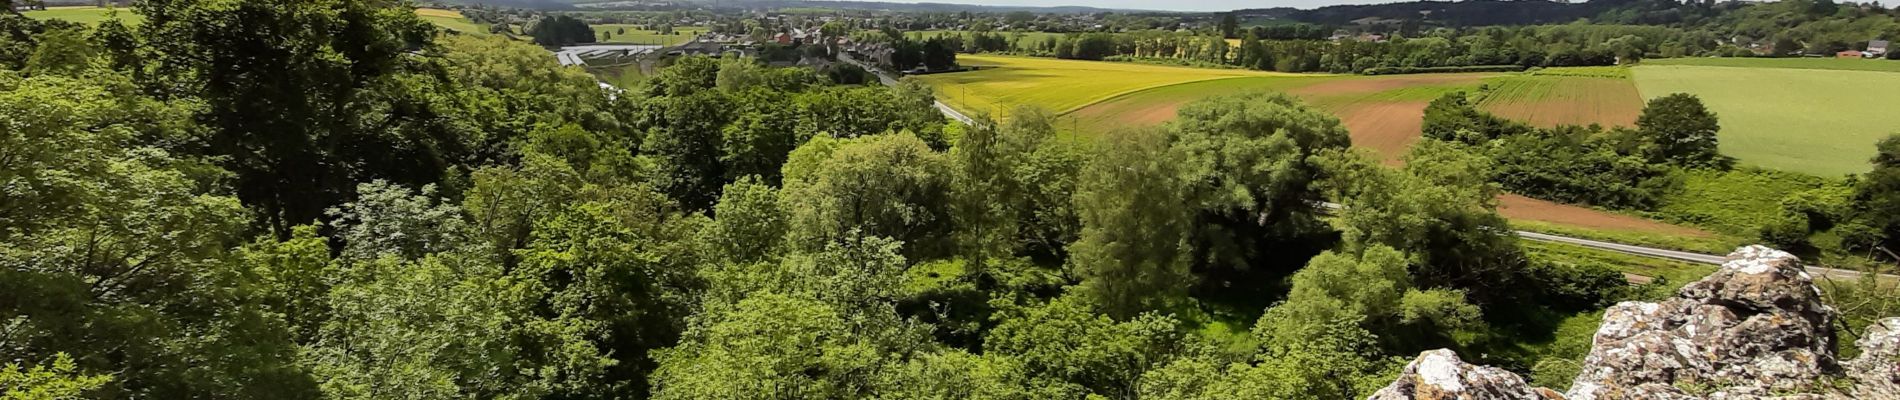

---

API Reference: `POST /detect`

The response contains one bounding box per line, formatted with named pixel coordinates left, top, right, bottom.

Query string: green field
left=913, top=54, right=1306, bottom=118
left=415, top=8, right=491, bottom=36
left=1633, top=64, right=1900, bottom=176
left=1068, top=76, right=1337, bottom=133
left=1647, top=57, right=1900, bottom=73
left=594, top=24, right=706, bottom=46
left=22, top=6, right=142, bottom=25
left=1476, top=74, right=1642, bottom=128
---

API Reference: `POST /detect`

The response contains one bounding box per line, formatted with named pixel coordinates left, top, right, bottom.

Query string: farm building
left=1837, top=50, right=1865, bottom=58
left=1870, top=40, right=1890, bottom=56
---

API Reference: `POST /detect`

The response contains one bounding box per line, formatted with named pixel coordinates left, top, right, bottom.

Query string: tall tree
left=137, top=0, right=451, bottom=237
left=1069, top=128, right=1194, bottom=319
left=1635, top=92, right=1727, bottom=169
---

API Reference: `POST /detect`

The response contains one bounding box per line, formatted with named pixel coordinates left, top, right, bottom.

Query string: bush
left=1487, top=127, right=1682, bottom=210
left=1362, top=65, right=1527, bottom=75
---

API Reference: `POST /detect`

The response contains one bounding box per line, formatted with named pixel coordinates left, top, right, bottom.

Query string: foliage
left=1068, top=128, right=1195, bottom=319
left=1630, top=64, right=1900, bottom=176
left=0, top=353, right=111, bottom=400
left=1424, top=91, right=1682, bottom=210
left=528, top=15, right=595, bottom=46
left=1635, top=93, right=1729, bottom=169
left=781, top=133, right=954, bottom=260
left=950, top=107, right=1084, bottom=268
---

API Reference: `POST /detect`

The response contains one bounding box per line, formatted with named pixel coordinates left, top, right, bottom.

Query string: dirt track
left=1287, top=74, right=1491, bottom=97
left=1497, top=194, right=1710, bottom=237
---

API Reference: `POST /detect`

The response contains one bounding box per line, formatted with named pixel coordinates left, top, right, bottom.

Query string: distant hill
left=435, top=0, right=1143, bottom=13
left=1241, top=0, right=1647, bottom=27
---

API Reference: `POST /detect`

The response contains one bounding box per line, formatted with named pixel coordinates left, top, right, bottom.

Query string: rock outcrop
left=1367, top=349, right=1564, bottom=400
left=1368, top=245, right=1900, bottom=400
left=1848, top=318, right=1900, bottom=398
left=1567, top=245, right=1837, bottom=399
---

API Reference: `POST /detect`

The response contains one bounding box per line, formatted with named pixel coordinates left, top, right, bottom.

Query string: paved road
left=1516, top=230, right=1878, bottom=281
left=837, top=52, right=975, bottom=125
left=1316, top=202, right=1883, bottom=281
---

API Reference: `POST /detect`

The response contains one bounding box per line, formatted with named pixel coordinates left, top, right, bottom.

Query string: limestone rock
left=1368, top=246, right=1900, bottom=400
left=1567, top=246, right=1840, bottom=400
left=1848, top=318, right=1900, bottom=398
left=1368, top=349, right=1562, bottom=400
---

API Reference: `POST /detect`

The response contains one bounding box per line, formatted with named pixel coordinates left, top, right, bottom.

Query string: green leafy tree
left=1069, top=128, right=1194, bottom=319
left=720, top=89, right=803, bottom=184
left=138, top=0, right=460, bottom=237
left=23, top=25, right=90, bottom=76
left=641, top=90, right=735, bottom=211
left=708, top=176, right=789, bottom=264
left=1169, top=92, right=1350, bottom=284
left=951, top=107, right=1084, bottom=270
left=0, top=72, right=312, bottom=398
left=1636, top=93, right=1728, bottom=169
left=308, top=182, right=616, bottom=399
left=985, top=294, right=1189, bottom=399
left=1314, top=142, right=1522, bottom=304
left=0, top=353, right=112, bottom=400
left=1850, top=134, right=1900, bottom=256
left=781, top=134, right=954, bottom=260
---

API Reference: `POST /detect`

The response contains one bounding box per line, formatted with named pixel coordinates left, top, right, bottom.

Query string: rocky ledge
left=1369, top=245, right=1900, bottom=400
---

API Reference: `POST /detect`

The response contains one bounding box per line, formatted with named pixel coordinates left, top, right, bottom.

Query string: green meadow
left=593, top=24, right=706, bottom=46
left=1633, top=64, right=1900, bottom=176
left=1647, top=56, right=1900, bottom=73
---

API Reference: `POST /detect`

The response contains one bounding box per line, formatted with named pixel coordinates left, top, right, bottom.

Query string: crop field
left=912, top=54, right=1303, bottom=118
left=918, top=56, right=1719, bottom=238
left=1633, top=64, right=1900, bottom=176
left=594, top=24, right=706, bottom=46
left=1477, top=74, right=1643, bottom=128
left=1646, top=57, right=1900, bottom=73
left=1067, top=72, right=1493, bottom=161
left=22, top=6, right=142, bottom=25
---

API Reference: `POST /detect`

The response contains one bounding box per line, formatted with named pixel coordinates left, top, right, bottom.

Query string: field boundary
left=1052, top=75, right=1306, bottom=116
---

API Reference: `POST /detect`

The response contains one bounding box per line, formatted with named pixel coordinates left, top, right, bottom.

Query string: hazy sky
left=895, top=0, right=1397, bottom=12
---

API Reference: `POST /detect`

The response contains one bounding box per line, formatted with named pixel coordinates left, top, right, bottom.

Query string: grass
left=1647, top=57, right=1900, bottom=73
left=1513, top=219, right=1741, bottom=256
left=912, top=54, right=1306, bottom=118
left=1068, top=75, right=1336, bottom=133
left=1524, top=240, right=1719, bottom=289
left=1648, top=168, right=1847, bottom=237
left=1633, top=64, right=1900, bottom=176
left=22, top=6, right=142, bottom=25
left=593, top=24, right=705, bottom=46
left=416, top=8, right=490, bottom=36
left=1476, top=73, right=1642, bottom=128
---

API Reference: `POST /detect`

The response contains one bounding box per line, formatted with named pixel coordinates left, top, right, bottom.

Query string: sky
left=893, top=0, right=1397, bottom=12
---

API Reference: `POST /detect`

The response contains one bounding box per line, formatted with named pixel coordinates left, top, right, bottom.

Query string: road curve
left=837, top=52, right=975, bottom=125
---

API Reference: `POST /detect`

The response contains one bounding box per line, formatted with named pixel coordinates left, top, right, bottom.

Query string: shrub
left=1362, top=65, right=1527, bottom=75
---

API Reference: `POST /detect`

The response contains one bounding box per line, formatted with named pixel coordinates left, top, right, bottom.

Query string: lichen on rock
left=1368, top=349, right=1561, bottom=400
left=1366, top=245, right=1900, bottom=400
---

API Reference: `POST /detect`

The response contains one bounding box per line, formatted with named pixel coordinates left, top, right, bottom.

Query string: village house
left=1869, top=40, right=1890, bottom=57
